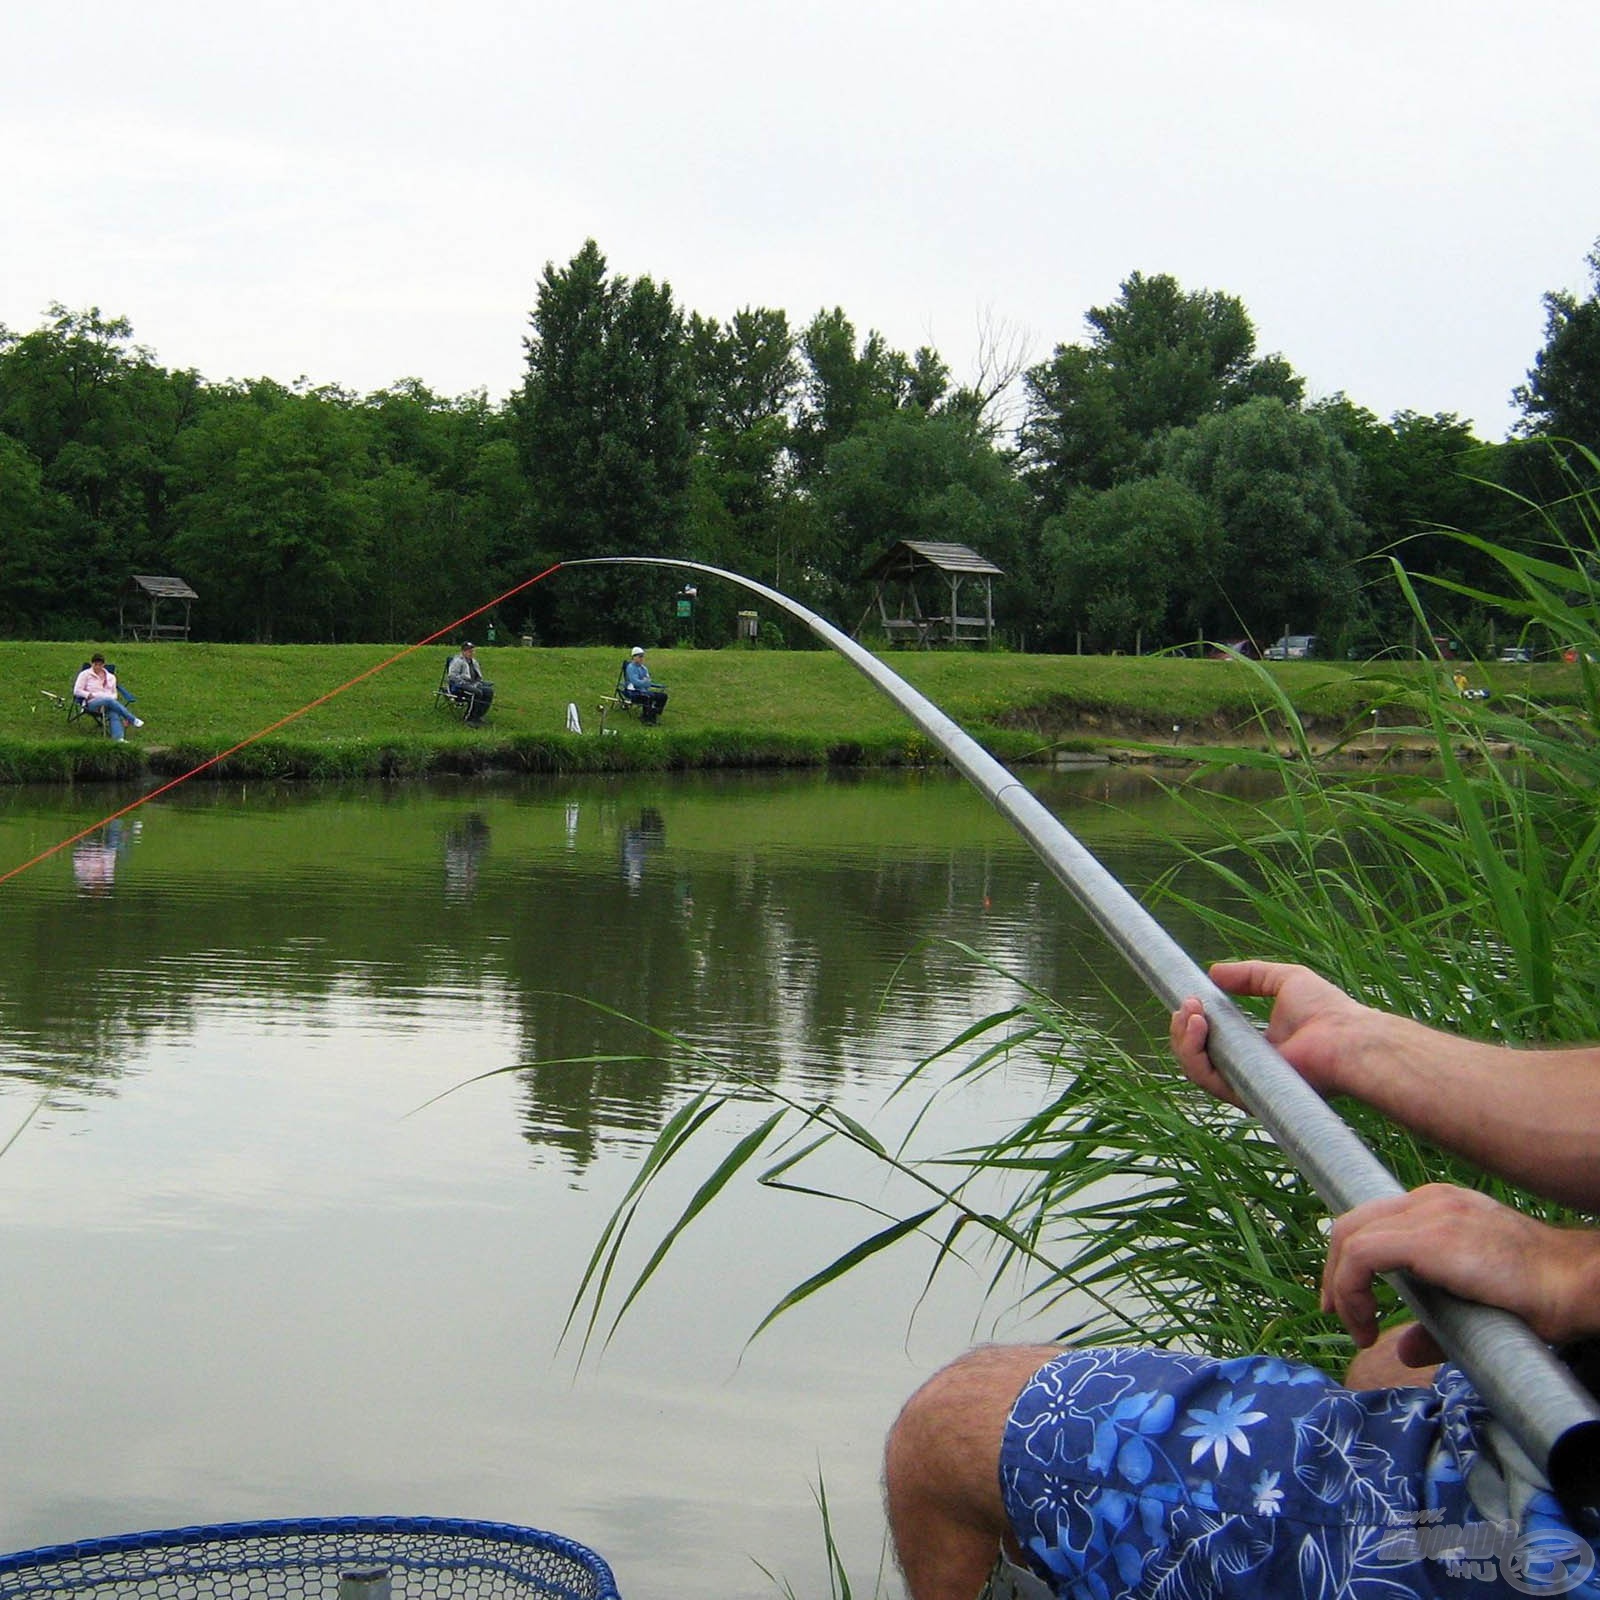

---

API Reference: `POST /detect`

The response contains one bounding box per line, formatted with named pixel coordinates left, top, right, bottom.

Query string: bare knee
left=885, top=1344, right=1064, bottom=1533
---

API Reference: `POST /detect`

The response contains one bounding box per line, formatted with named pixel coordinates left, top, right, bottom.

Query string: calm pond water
left=0, top=767, right=1241, bottom=1599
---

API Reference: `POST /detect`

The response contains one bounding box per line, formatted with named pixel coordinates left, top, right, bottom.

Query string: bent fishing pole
left=563, top=554, right=1600, bottom=1508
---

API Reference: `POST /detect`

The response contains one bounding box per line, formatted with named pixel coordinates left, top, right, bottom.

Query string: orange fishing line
left=0, top=562, right=565, bottom=890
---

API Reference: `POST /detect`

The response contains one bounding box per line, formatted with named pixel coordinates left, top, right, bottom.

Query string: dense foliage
left=3, top=237, right=1597, bottom=649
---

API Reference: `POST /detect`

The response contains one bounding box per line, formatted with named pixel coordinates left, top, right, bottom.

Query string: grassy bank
left=0, top=638, right=1570, bottom=782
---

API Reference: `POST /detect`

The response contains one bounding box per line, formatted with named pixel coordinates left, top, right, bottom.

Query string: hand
left=1170, top=960, right=1378, bottom=1106
left=1322, top=1182, right=1600, bottom=1351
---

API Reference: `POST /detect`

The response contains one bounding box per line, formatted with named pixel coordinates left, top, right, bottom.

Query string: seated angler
left=73, top=653, right=145, bottom=740
left=447, top=641, right=495, bottom=725
left=620, top=646, right=668, bottom=724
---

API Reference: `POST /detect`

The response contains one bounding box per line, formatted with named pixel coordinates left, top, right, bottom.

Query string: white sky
left=4, top=0, right=1596, bottom=442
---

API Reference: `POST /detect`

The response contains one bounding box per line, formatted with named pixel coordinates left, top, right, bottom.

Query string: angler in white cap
left=619, top=645, right=668, bottom=724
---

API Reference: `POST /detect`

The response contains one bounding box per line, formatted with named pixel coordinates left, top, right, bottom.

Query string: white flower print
left=1251, top=1468, right=1284, bottom=1516
left=1181, top=1389, right=1270, bottom=1472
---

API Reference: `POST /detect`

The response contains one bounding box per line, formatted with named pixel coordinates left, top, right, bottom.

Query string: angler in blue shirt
left=620, top=646, right=668, bottom=725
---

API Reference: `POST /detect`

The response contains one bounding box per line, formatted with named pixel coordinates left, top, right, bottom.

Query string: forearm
left=1331, top=1011, right=1600, bottom=1211
left=1181, top=962, right=1600, bottom=1212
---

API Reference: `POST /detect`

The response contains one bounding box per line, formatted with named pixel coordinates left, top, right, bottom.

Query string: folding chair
left=597, top=663, right=643, bottom=733
left=434, top=654, right=474, bottom=720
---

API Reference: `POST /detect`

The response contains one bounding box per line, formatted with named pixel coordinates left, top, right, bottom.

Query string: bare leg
left=884, top=1344, right=1063, bottom=1600
left=1343, top=1322, right=1441, bottom=1390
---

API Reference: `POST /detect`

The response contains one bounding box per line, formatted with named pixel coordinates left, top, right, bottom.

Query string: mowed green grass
left=0, top=639, right=1567, bottom=758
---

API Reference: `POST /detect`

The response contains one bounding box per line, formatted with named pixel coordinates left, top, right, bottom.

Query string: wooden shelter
left=120, top=575, right=198, bottom=642
left=855, top=540, right=1003, bottom=648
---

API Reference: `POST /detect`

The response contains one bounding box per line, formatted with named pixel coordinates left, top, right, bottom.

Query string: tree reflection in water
left=0, top=768, right=1254, bottom=1600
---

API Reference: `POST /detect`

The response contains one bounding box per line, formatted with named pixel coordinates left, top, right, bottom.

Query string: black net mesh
left=0, top=1518, right=618, bottom=1600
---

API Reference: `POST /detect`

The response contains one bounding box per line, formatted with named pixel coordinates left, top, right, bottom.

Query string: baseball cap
left=631, top=646, right=645, bottom=656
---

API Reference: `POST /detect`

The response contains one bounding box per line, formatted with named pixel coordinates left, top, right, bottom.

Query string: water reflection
left=0, top=771, right=1248, bottom=1164
left=71, top=817, right=141, bottom=895
left=443, top=813, right=491, bottom=900
left=0, top=768, right=1265, bottom=1600
left=618, top=805, right=665, bottom=890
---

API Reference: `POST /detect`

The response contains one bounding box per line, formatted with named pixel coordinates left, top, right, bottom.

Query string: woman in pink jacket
left=72, top=653, right=144, bottom=740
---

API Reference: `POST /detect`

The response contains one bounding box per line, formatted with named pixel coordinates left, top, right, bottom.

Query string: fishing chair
left=595, top=692, right=640, bottom=733
left=434, top=654, right=474, bottom=720
left=69, top=698, right=112, bottom=735
left=596, top=664, right=644, bottom=734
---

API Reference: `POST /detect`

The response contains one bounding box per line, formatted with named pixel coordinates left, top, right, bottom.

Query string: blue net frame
left=0, top=1517, right=619, bottom=1600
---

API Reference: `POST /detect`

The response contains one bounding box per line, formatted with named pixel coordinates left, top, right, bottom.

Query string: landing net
left=0, top=1518, right=619, bottom=1600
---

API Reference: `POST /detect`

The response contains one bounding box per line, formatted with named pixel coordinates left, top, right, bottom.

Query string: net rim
left=0, top=1516, right=617, bottom=1600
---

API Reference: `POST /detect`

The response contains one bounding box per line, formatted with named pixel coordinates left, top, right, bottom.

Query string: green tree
left=0, top=306, right=138, bottom=502
left=815, top=410, right=1033, bottom=624
left=0, top=306, right=205, bottom=628
left=359, top=464, right=454, bottom=641
left=513, top=240, right=694, bottom=644
left=690, top=306, right=799, bottom=436
left=1020, top=272, right=1305, bottom=505
left=171, top=383, right=379, bottom=642
left=1516, top=240, right=1600, bottom=452
left=1163, top=397, right=1365, bottom=642
left=790, top=309, right=948, bottom=482
left=1038, top=477, right=1216, bottom=653
left=0, top=432, right=76, bottom=635
left=360, top=381, right=529, bottom=639
left=460, top=432, right=537, bottom=631
left=1312, top=397, right=1522, bottom=650
left=686, top=307, right=800, bottom=611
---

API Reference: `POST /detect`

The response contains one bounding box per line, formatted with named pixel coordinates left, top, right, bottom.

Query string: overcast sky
left=5, top=0, right=1596, bottom=441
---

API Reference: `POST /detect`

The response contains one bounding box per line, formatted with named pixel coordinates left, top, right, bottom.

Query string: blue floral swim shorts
left=999, top=1346, right=1600, bottom=1600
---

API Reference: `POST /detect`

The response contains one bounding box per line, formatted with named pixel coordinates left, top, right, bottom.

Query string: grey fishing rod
left=565, top=553, right=1600, bottom=1506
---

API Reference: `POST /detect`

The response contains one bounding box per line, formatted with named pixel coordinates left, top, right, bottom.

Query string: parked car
left=1205, top=639, right=1261, bottom=660
left=1498, top=645, right=1534, bottom=664
left=1264, top=634, right=1319, bottom=660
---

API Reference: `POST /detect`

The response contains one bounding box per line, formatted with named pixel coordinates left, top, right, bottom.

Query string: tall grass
left=566, top=452, right=1600, bottom=1377
left=754, top=1475, right=894, bottom=1600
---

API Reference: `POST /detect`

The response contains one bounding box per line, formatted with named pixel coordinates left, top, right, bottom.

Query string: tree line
left=3, top=236, right=1597, bottom=653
